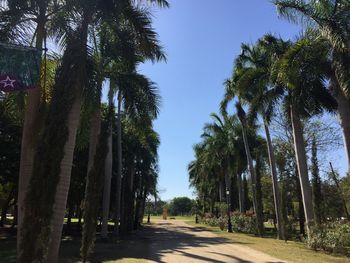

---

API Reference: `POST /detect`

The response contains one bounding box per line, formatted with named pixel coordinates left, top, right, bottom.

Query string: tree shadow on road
left=76, top=221, right=274, bottom=263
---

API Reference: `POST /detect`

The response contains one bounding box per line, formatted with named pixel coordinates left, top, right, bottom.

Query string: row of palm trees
left=0, top=0, right=168, bottom=262
left=189, top=0, right=350, bottom=241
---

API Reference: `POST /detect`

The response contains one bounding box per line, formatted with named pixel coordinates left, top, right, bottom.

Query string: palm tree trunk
left=101, top=89, right=114, bottom=238
left=334, top=86, right=350, bottom=175
left=43, top=12, right=91, bottom=261
left=101, top=120, right=113, bottom=238
left=290, top=105, right=314, bottom=232
left=87, top=108, right=102, bottom=173
left=263, top=121, right=285, bottom=240
left=139, top=187, right=148, bottom=225
left=255, top=155, right=265, bottom=236
left=127, top=161, right=136, bottom=232
left=114, top=91, right=122, bottom=236
left=295, top=172, right=305, bottom=236
left=46, top=93, right=83, bottom=263
left=121, top=158, right=136, bottom=233
left=219, top=180, right=225, bottom=202
left=240, top=122, right=258, bottom=214
left=236, top=171, right=244, bottom=213
left=17, top=19, right=45, bottom=253
left=134, top=193, right=142, bottom=230
left=240, top=120, right=265, bottom=236
left=224, top=172, right=231, bottom=211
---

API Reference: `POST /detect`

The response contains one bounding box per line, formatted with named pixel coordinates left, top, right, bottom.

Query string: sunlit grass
left=188, top=222, right=350, bottom=263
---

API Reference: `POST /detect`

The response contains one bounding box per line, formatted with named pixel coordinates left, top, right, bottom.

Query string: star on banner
left=0, top=76, right=16, bottom=88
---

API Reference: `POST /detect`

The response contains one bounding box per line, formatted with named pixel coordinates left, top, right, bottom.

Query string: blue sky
left=138, top=0, right=346, bottom=201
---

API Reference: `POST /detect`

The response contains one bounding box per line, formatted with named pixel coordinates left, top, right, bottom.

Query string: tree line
left=0, top=0, right=169, bottom=262
left=189, top=0, right=350, bottom=245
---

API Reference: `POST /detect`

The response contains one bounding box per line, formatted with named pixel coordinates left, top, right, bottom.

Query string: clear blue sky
left=138, top=0, right=346, bottom=201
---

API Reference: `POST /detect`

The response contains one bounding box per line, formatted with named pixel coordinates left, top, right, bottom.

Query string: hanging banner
left=0, top=43, right=41, bottom=92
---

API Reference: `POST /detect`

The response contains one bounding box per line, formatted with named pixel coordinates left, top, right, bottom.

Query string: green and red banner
left=0, top=43, right=41, bottom=92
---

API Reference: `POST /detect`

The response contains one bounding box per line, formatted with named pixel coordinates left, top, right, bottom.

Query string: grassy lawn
left=187, top=222, right=350, bottom=263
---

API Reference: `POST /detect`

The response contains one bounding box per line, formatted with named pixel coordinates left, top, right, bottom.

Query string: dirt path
left=91, top=219, right=286, bottom=263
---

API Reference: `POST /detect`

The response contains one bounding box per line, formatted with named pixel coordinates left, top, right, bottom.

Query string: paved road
left=93, top=220, right=286, bottom=263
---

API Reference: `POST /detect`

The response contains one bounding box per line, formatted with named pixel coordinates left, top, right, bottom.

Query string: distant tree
left=168, top=197, right=194, bottom=216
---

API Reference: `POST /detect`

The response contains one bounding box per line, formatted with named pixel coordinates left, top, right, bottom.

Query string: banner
left=0, top=43, right=41, bottom=92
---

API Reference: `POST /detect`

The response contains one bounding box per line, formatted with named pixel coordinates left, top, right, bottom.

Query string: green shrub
left=201, top=212, right=257, bottom=235
left=231, top=212, right=257, bottom=234
left=308, top=221, right=350, bottom=255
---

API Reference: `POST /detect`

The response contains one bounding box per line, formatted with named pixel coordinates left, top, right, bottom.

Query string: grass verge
left=187, top=222, right=350, bottom=263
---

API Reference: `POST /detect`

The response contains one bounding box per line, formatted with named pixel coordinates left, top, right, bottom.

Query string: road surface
left=91, top=219, right=286, bottom=263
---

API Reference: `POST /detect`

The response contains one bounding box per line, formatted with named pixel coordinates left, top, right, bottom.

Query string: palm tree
left=19, top=0, right=168, bottom=262
left=202, top=113, right=237, bottom=231
left=274, top=36, right=338, bottom=235
left=81, top=101, right=112, bottom=263
left=122, top=117, right=160, bottom=231
left=274, top=0, right=350, bottom=174
left=100, top=88, right=114, bottom=239
left=232, top=37, right=287, bottom=239
left=112, top=71, right=161, bottom=235
left=235, top=101, right=264, bottom=236
left=0, top=0, right=65, bottom=253
left=85, top=10, right=166, bottom=239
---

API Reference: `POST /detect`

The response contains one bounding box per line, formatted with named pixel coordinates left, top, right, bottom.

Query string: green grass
left=187, top=222, right=350, bottom=263
left=143, top=215, right=194, bottom=221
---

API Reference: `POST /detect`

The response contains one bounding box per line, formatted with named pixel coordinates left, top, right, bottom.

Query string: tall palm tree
left=101, top=88, right=114, bottom=239
left=232, top=36, right=288, bottom=239
left=112, top=71, right=161, bottom=235
left=274, top=36, right=338, bottom=235
left=122, top=117, right=160, bottom=231
left=0, top=0, right=64, bottom=253
left=202, top=113, right=236, bottom=228
left=274, top=0, right=350, bottom=174
left=19, top=0, right=168, bottom=262
left=235, top=101, right=264, bottom=236
left=85, top=10, right=166, bottom=238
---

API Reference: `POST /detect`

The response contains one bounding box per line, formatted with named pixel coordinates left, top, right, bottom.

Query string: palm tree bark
left=46, top=93, right=83, bottom=263
left=236, top=171, right=244, bottom=213
left=17, top=18, right=45, bottom=252
left=127, top=161, right=136, bottom=232
left=255, top=155, right=265, bottom=236
left=333, top=85, right=350, bottom=175
left=240, top=122, right=258, bottom=214
left=121, top=158, right=135, bottom=234
left=264, top=121, right=285, bottom=240
left=290, top=105, right=314, bottom=232
left=114, top=91, right=122, bottom=236
left=101, top=89, right=114, bottom=238
left=87, top=108, right=102, bottom=173
left=20, top=11, right=92, bottom=261
left=101, top=120, right=113, bottom=238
